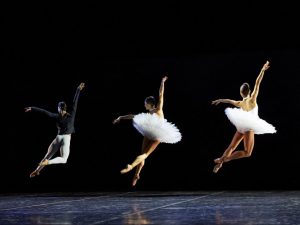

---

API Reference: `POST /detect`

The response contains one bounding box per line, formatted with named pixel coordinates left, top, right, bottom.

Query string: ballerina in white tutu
left=113, top=76, right=182, bottom=186
left=212, top=61, right=276, bottom=173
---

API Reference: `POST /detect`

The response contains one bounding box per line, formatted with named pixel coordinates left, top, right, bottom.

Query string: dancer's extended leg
left=30, top=136, right=60, bottom=178
left=213, top=131, right=244, bottom=173
left=121, top=138, right=160, bottom=175
left=223, top=131, right=254, bottom=162
left=131, top=138, right=150, bottom=186
left=47, top=135, right=71, bottom=165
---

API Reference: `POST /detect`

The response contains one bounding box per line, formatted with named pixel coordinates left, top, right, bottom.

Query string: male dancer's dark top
left=31, top=88, right=82, bottom=135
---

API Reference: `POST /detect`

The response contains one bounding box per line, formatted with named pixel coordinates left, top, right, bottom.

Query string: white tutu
left=225, top=106, right=276, bottom=134
left=133, top=113, right=182, bottom=143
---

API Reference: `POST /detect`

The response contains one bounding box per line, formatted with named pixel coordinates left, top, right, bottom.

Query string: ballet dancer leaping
left=25, top=82, right=85, bottom=178
left=113, top=76, right=182, bottom=186
left=212, top=61, right=276, bottom=173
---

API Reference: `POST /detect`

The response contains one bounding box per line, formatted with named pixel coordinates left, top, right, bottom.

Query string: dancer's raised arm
left=156, top=76, right=168, bottom=112
left=250, top=61, right=270, bottom=102
left=70, top=82, right=85, bottom=116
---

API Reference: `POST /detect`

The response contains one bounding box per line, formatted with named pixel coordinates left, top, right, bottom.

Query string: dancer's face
left=57, top=106, right=65, bottom=115
left=57, top=102, right=67, bottom=115
left=58, top=107, right=62, bottom=114
left=144, top=102, right=154, bottom=111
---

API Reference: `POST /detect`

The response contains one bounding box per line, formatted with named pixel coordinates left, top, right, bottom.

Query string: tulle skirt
left=225, top=107, right=276, bottom=134
left=133, top=113, right=182, bottom=143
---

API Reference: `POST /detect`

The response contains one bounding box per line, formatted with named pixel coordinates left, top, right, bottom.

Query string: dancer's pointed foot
left=30, top=170, right=40, bottom=178
left=120, top=164, right=132, bottom=174
left=213, top=163, right=223, bottom=173
left=214, top=158, right=223, bottom=164
left=132, top=175, right=140, bottom=187
left=39, top=159, right=49, bottom=166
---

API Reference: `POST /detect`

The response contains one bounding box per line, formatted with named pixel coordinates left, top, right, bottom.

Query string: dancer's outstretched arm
left=250, top=61, right=270, bottom=102
left=212, top=99, right=241, bottom=107
left=156, top=76, right=168, bottom=112
left=112, top=114, right=135, bottom=124
left=24, top=107, right=57, bottom=118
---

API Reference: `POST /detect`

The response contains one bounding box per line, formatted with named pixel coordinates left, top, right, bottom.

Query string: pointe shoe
left=132, top=175, right=140, bottom=187
left=30, top=170, right=40, bottom=178
left=39, top=159, right=49, bottom=166
left=214, top=158, right=223, bottom=164
left=213, top=163, right=223, bottom=173
left=120, top=164, right=132, bottom=174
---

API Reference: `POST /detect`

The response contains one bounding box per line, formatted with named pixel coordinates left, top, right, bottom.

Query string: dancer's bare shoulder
left=153, top=109, right=164, bottom=118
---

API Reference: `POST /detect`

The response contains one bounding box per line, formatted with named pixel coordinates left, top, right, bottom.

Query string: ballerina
left=25, top=82, right=85, bottom=178
left=212, top=61, right=276, bottom=173
left=113, top=76, right=182, bottom=186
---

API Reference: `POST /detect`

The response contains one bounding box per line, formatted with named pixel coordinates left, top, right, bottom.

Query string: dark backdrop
left=2, top=2, right=300, bottom=192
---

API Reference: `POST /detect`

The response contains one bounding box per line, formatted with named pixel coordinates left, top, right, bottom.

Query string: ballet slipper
left=132, top=175, right=140, bottom=187
left=213, top=163, right=223, bottom=173
left=120, top=164, right=133, bottom=174
left=30, top=170, right=40, bottom=178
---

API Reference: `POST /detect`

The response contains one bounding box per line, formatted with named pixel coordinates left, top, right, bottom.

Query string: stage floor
left=0, top=191, right=299, bottom=224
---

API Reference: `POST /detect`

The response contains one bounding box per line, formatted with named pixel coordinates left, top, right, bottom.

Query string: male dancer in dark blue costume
left=25, top=82, right=85, bottom=178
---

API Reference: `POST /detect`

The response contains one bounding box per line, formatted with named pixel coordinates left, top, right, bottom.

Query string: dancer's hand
left=112, top=117, right=121, bottom=124
left=78, top=82, right=85, bottom=91
left=162, top=76, right=168, bottom=82
left=211, top=99, right=222, bottom=105
left=261, top=61, right=270, bottom=71
left=24, top=107, right=32, bottom=112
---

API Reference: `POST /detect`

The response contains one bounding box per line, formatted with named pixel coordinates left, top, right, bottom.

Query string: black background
left=2, top=2, right=300, bottom=192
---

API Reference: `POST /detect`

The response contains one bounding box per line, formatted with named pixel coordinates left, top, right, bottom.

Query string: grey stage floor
left=0, top=191, right=299, bottom=224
